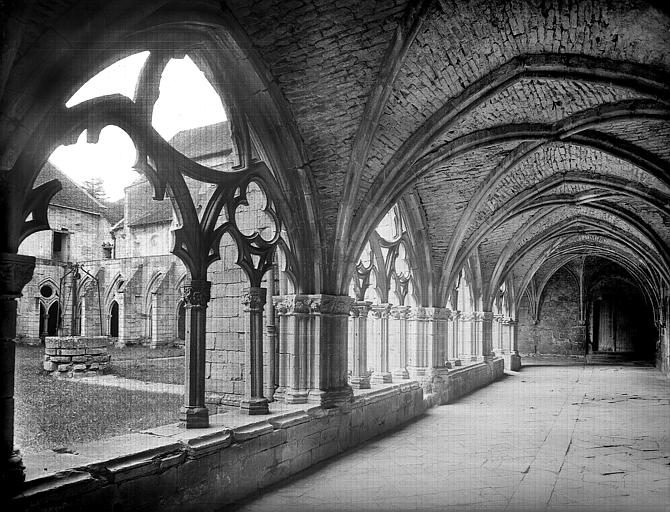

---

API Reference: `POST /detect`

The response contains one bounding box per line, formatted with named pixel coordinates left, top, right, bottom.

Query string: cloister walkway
left=231, top=359, right=670, bottom=512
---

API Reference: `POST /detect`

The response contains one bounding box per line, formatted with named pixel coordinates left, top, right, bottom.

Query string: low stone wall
left=14, top=359, right=504, bottom=511
left=425, top=358, right=505, bottom=407
left=43, top=336, right=110, bottom=376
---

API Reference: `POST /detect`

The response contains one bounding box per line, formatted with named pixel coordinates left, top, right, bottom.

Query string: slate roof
left=168, top=121, right=233, bottom=160
left=36, top=162, right=107, bottom=216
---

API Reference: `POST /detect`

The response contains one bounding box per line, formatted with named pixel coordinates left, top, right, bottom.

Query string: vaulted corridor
left=233, top=360, right=670, bottom=512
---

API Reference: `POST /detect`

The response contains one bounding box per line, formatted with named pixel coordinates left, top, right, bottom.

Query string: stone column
left=241, top=287, right=269, bottom=415
left=180, top=279, right=210, bottom=428
left=424, top=308, right=448, bottom=369
left=493, top=314, right=503, bottom=355
left=450, top=311, right=461, bottom=365
left=307, top=295, right=354, bottom=408
left=389, top=305, right=410, bottom=380
left=0, top=253, right=36, bottom=489
left=508, top=319, right=521, bottom=370
left=459, top=312, right=473, bottom=360
left=406, top=306, right=427, bottom=379
left=265, top=268, right=277, bottom=402
left=472, top=312, right=483, bottom=360
left=349, top=301, right=372, bottom=389
left=274, top=295, right=311, bottom=403
left=481, top=311, right=494, bottom=360
left=370, top=303, right=392, bottom=384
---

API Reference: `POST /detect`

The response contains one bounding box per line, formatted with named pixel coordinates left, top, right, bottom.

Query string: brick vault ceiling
left=3, top=0, right=669, bottom=299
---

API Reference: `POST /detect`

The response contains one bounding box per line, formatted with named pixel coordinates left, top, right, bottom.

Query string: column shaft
left=371, top=304, right=392, bottom=383
left=180, top=279, right=210, bottom=428
left=241, top=287, right=269, bottom=414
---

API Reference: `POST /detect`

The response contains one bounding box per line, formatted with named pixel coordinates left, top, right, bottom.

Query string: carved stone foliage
left=242, top=287, right=267, bottom=310
left=0, top=253, right=36, bottom=299
left=182, top=280, right=211, bottom=307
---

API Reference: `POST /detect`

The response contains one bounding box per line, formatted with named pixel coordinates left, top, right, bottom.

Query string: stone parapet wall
left=13, top=361, right=504, bottom=511
left=42, top=336, right=110, bottom=376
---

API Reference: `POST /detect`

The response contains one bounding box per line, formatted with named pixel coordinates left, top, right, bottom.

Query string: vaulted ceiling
left=2, top=0, right=668, bottom=307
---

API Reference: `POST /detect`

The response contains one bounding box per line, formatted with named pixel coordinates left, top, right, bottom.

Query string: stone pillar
left=241, top=287, right=269, bottom=415
left=0, top=253, right=35, bottom=490
left=389, top=305, right=410, bottom=380
left=493, top=314, right=503, bottom=355
left=307, top=295, right=354, bottom=408
left=406, top=306, right=427, bottom=379
left=265, top=268, right=277, bottom=402
left=370, top=304, right=392, bottom=384
left=508, top=319, right=521, bottom=370
left=472, top=312, right=483, bottom=360
left=424, top=308, right=448, bottom=369
left=481, top=311, right=494, bottom=360
left=459, top=312, right=473, bottom=360
left=150, top=292, right=159, bottom=348
left=180, top=279, right=210, bottom=428
left=349, top=301, right=372, bottom=389
left=450, top=311, right=461, bottom=365
left=274, top=295, right=311, bottom=403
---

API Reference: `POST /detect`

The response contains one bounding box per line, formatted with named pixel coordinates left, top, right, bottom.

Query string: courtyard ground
left=231, top=359, right=670, bottom=512
left=14, top=344, right=184, bottom=454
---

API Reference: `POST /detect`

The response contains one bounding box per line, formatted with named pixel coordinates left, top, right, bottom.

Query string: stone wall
left=42, top=336, right=110, bottom=376
left=13, top=360, right=505, bottom=511
left=518, top=268, right=584, bottom=355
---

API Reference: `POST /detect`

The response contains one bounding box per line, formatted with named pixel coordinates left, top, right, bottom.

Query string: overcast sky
left=48, top=52, right=226, bottom=201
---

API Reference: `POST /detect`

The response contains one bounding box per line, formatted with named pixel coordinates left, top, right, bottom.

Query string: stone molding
left=242, top=287, right=267, bottom=310
left=182, top=279, right=211, bottom=307
left=0, top=253, right=35, bottom=299
left=481, top=311, right=494, bottom=321
left=407, top=306, right=427, bottom=320
left=274, top=295, right=312, bottom=315
left=459, top=312, right=473, bottom=321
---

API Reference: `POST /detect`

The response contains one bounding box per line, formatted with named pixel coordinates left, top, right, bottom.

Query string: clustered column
left=370, top=304, right=392, bottom=384
left=389, top=305, right=410, bottom=380
left=480, top=311, right=494, bottom=360
left=180, top=279, right=210, bottom=428
left=406, top=306, right=427, bottom=379
left=241, top=287, right=269, bottom=415
left=349, top=301, right=372, bottom=389
left=275, top=295, right=354, bottom=408
left=0, top=252, right=36, bottom=489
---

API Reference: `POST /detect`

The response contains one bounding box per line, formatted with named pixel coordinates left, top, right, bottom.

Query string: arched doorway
left=46, top=302, right=59, bottom=336
left=109, top=301, right=119, bottom=338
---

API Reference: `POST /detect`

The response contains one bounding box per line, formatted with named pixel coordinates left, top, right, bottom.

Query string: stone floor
left=230, top=359, right=670, bottom=512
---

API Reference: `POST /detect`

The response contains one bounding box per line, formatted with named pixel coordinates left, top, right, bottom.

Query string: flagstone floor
left=230, top=359, right=670, bottom=512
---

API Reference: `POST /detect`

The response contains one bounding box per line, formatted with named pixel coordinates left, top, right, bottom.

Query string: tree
left=82, top=177, right=107, bottom=202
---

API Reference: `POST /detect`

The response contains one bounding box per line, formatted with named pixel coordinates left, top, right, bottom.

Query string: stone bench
left=43, top=336, right=111, bottom=376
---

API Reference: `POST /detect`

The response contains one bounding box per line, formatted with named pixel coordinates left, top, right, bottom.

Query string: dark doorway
left=110, top=301, right=119, bottom=337
left=177, top=301, right=186, bottom=341
left=46, top=302, right=59, bottom=336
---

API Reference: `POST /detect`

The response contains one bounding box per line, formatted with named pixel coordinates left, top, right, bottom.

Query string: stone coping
left=18, top=358, right=492, bottom=496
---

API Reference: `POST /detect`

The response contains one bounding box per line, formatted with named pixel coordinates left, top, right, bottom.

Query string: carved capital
left=480, top=311, right=494, bottom=321
left=350, top=300, right=372, bottom=318
left=242, top=287, right=267, bottom=310
left=182, top=279, right=211, bottom=307
left=307, top=294, right=354, bottom=316
left=424, top=307, right=449, bottom=321
left=370, top=303, right=392, bottom=319
left=0, top=253, right=35, bottom=300
left=274, top=294, right=311, bottom=315
left=408, top=306, right=427, bottom=320
left=390, top=305, right=410, bottom=320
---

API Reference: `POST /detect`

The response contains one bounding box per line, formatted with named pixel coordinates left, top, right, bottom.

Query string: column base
left=371, top=371, right=393, bottom=384
left=452, top=359, right=462, bottom=367
left=392, top=368, right=409, bottom=380
left=179, top=406, right=209, bottom=428
left=308, top=386, right=353, bottom=408
left=284, top=390, right=309, bottom=404
left=240, top=397, right=270, bottom=415
left=505, top=352, right=522, bottom=371
left=349, top=375, right=371, bottom=389
left=1, top=450, right=25, bottom=496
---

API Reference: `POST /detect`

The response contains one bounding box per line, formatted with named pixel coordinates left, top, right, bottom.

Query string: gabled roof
left=168, top=121, right=233, bottom=160
left=36, top=162, right=107, bottom=216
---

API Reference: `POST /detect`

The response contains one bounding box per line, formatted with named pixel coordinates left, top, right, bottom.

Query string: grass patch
left=15, top=345, right=183, bottom=454
left=106, top=357, right=184, bottom=384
